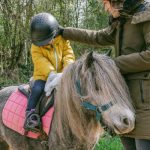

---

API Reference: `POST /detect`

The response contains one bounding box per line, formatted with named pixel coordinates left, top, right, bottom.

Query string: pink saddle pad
left=2, top=90, right=54, bottom=139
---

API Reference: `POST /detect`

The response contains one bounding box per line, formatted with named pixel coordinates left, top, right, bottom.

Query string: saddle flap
left=2, top=90, right=54, bottom=139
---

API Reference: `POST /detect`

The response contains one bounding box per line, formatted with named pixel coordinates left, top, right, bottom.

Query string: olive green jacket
left=62, top=6, right=150, bottom=139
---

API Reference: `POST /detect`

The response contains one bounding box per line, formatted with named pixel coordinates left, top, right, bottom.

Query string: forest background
left=0, top=0, right=123, bottom=149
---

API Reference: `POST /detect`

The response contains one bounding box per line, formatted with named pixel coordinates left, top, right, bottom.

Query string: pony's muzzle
left=114, top=116, right=135, bottom=134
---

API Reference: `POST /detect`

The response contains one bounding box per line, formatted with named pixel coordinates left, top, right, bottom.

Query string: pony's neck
left=47, top=65, right=103, bottom=149
left=49, top=105, right=85, bottom=149
left=50, top=86, right=102, bottom=149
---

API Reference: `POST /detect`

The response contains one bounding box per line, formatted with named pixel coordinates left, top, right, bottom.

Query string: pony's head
left=55, top=52, right=135, bottom=145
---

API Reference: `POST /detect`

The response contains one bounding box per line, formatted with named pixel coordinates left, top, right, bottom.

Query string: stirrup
left=24, top=113, right=42, bottom=133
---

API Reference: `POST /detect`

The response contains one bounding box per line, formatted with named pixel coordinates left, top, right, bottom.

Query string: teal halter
left=75, top=79, right=113, bottom=121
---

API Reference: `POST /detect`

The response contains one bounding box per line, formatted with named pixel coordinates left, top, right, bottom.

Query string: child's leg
left=27, top=80, right=45, bottom=111
left=24, top=80, right=45, bottom=132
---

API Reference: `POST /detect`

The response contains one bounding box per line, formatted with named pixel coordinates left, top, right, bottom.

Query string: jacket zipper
left=53, top=45, right=58, bottom=72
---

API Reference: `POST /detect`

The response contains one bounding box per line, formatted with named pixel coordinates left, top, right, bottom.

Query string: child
left=24, top=12, right=75, bottom=132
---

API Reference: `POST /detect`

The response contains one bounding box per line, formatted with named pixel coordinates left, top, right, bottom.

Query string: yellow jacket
left=31, top=35, right=75, bottom=81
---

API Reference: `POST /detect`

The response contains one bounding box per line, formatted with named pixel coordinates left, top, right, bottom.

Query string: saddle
left=18, top=84, right=54, bottom=117
left=2, top=84, right=55, bottom=140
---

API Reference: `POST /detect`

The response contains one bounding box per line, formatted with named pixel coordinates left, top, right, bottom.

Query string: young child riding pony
left=24, top=12, right=75, bottom=132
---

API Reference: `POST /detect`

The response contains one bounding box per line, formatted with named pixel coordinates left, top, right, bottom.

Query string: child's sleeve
left=62, top=39, right=75, bottom=68
left=31, top=44, right=55, bottom=79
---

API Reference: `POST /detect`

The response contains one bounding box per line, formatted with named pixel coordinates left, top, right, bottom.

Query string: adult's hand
left=56, top=26, right=64, bottom=36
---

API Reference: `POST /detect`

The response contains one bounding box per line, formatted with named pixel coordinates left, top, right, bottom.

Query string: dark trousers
left=26, top=80, right=45, bottom=111
left=121, top=137, right=150, bottom=150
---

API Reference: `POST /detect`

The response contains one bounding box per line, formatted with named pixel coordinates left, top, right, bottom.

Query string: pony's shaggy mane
left=54, top=52, right=134, bottom=148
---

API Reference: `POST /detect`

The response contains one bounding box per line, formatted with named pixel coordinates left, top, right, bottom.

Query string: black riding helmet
left=30, top=13, right=59, bottom=46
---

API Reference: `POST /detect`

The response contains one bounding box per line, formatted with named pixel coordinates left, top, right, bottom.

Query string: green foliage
left=95, top=135, right=124, bottom=150
left=0, top=0, right=110, bottom=87
left=0, top=62, right=33, bottom=89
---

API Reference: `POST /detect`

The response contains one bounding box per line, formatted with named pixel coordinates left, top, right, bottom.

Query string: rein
left=75, top=79, right=114, bottom=122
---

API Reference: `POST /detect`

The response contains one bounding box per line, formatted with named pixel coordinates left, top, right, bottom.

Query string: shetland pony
left=0, top=52, right=135, bottom=150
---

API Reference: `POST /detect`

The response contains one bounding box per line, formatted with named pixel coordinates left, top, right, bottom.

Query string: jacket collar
left=42, top=35, right=61, bottom=49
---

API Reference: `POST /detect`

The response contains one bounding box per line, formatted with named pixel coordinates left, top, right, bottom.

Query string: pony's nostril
left=123, top=118, right=129, bottom=126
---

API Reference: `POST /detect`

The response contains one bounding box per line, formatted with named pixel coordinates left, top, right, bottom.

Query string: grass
left=95, top=134, right=124, bottom=150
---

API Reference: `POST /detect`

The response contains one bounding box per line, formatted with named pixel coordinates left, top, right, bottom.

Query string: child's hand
left=44, top=72, right=57, bottom=95
left=44, top=72, right=62, bottom=97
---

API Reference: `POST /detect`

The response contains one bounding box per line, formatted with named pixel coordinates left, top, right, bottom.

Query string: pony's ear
left=105, top=48, right=112, bottom=57
left=85, top=51, right=94, bottom=68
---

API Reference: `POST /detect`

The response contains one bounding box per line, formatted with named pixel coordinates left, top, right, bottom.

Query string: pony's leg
left=0, top=138, right=10, bottom=150
left=4, top=134, right=45, bottom=150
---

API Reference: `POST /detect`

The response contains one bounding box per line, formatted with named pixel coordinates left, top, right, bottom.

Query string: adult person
left=57, top=0, right=150, bottom=150
left=24, top=12, right=75, bottom=132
